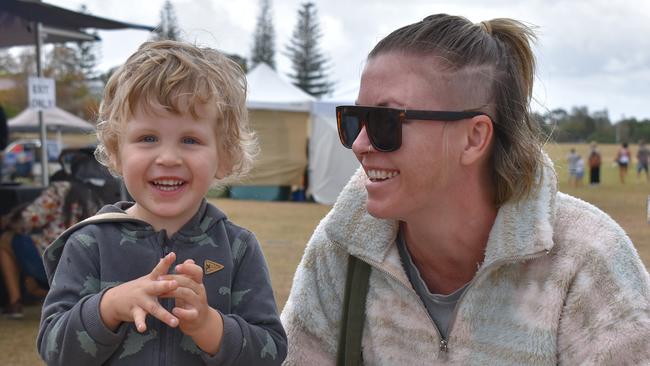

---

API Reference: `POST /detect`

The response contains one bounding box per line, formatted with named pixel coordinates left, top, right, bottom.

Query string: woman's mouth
left=366, top=169, right=400, bottom=182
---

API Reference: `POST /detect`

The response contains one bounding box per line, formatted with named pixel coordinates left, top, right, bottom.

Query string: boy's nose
left=155, top=147, right=183, bottom=166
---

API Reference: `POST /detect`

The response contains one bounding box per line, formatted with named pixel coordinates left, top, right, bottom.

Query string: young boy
left=37, top=40, right=287, bottom=365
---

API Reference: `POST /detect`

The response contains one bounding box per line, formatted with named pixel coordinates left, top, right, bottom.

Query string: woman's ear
left=460, top=115, right=493, bottom=166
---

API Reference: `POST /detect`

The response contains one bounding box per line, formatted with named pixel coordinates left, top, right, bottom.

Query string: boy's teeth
left=152, top=179, right=185, bottom=190
left=367, top=169, right=399, bottom=180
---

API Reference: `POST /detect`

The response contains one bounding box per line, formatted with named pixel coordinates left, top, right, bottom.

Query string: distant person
left=37, top=41, right=286, bottom=365
left=588, top=142, right=602, bottom=185
left=281, top=14, right=650, bottom=364
left=567, top=147, right=580, bottom=186
left=615, top=142, right=631, bottom=183
left=0, top=105, right=8, bottom=182
left=637, top=139, right=649, bottom=182
left=574, top=154, right=585, bottom=187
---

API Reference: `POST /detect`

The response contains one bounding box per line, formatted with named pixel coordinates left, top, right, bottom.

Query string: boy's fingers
left=148, top=279, right=178, bottom=295
left=174, top=263, right=203, bottom=284
left=132, top=307, right=147, bottom=333
left=149, top=252, right=176, bottom=279
left=172, top=306, right=199, bottom=321
left=158, top=275, right=202, bottom=295
left=145, top=300, right=178, bottom=328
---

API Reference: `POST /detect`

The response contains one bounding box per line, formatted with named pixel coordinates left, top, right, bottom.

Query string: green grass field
left=1, top=143, right=648, bottom=365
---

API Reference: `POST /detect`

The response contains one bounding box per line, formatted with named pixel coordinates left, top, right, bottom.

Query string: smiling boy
left=37, top=41, right=287, bottom=365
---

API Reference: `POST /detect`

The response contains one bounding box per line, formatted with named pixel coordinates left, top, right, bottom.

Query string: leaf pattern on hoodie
left=119, top=328, right=157, bottom=359
left=77, top=330, right=97, bottom=356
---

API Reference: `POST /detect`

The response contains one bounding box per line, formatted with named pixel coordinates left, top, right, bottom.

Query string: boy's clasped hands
left=99, top=252, right=223, bottom=353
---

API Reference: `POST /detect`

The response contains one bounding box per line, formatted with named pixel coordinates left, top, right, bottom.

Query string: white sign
left=28, top=77, right=56, bottom=110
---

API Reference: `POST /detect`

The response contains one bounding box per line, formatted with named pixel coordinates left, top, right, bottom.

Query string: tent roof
left=9, top=106, right=95, bottom=132
left=0, top=0, right=154, bottom=47
left=246, top=63, right=315, bottom=112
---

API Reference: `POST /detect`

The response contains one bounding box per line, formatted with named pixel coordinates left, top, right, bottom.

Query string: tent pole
left=35, top=21, right=49, bottom=186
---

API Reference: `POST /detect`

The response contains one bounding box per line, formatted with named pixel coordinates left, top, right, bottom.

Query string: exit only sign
left=28, top=77, right=56, bottom=110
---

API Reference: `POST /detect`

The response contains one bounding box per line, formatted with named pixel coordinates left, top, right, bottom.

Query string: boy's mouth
left=151, top=179, right=186, bottom=191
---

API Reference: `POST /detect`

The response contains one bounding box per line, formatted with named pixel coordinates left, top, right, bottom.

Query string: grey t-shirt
left=396, top=230, right=468, bottom=340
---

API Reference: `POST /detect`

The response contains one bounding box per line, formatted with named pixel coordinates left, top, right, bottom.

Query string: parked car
left=1, top=139, right=64, bottom=182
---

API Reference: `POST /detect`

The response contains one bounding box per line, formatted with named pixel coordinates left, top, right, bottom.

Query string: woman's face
left=353, top=52, right=474, bottom=220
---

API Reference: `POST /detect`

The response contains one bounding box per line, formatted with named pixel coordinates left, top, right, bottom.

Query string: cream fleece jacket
left=281, top=159, right=650, bottom=365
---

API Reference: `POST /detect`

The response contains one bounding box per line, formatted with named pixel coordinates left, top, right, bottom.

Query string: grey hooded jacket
left=38, top=199, right=287, bottom=366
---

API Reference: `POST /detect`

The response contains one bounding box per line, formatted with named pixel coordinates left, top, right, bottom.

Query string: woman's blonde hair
left=369, top=14, right=544, bottom=205
left=95, top=40, right=257, bottom=182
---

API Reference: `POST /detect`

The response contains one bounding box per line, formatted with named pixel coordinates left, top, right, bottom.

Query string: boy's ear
left=109, top=153, right=123, bottom=176
left=460, top=115, right=493, bottom=166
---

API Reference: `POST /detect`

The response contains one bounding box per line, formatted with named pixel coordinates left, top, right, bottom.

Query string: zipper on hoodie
left=344, top=245, right=550, bottom=356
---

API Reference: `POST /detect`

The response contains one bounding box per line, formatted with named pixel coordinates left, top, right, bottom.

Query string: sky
left=44, top=0, right=650, bottom=121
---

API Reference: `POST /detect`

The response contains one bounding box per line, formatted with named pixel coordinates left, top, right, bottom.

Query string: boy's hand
left=160, top=259, right=224, bottom=354
left=159, top=259, right=212, bottom=335
left=100, top=252, right=180, bottom=333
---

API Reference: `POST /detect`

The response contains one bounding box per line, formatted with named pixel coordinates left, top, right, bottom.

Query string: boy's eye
left=140, top=135, right=157, bottom=143
left=182, top=137, right=199, bottom=144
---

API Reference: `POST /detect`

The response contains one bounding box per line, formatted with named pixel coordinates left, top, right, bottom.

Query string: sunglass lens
left=368, top=110, right=400, bottom=151
left=340, top=114, right=362, bottom=148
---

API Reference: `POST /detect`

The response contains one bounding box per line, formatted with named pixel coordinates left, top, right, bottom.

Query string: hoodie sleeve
left=201, top=230, right=287, bottom=366
left=37, top=231, right=128, bottom=365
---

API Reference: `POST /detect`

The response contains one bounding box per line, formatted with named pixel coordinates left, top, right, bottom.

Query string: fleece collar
left=100, top=198, right=226, bottom=240
left=324, top=153, right=557, bottom=268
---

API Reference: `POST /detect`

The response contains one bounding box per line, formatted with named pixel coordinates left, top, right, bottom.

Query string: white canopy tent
left=242, top=63, right=314, bottom=188
left=9, top=106, right=95, bottom=132
left=309, top=85, right=361, bottom=205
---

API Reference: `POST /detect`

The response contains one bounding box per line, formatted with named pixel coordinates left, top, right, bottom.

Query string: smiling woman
left=281, top=13, right=650, bottom=366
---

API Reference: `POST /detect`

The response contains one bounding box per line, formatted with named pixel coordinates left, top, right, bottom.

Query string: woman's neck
left=401, top=185, right=497, bottom=295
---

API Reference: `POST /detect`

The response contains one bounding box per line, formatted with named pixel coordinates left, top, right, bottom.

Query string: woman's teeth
left=367, top=169, right=399, bottom=181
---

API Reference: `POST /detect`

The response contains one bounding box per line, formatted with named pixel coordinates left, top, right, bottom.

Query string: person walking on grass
left=588, top=141, right=601, bottom=185
left=637, top=139, right=649, bottom=182
left=615, top=142, right=631, bottom=184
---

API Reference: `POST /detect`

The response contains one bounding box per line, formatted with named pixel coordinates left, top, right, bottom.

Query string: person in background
left=615, top=142, right=631, bottom=184
left=281, top=14, right=650, bottom=364
left=37, top=40, right=286, bottom=366
left=566, top=147, right=579, bottom=186
left=0, top=173, right=102, bottom=318
left=637, top=139, right=649, bottom=182
left=574, top=154, right=584, bottom=187
left=588, top=141, right=602, bottom=185
left=0, top=105, right=8, bottom=182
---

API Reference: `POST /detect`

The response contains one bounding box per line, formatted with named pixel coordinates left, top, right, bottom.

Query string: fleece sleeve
left=557, top=233, right=650, bottom=365
left=201, top=231, right=287, bottom=366
left=280, top=226, right=348, bottom=366
left=37, top=233, right=128, bottom=365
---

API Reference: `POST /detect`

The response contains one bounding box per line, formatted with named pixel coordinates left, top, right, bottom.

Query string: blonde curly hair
left=95, top=40, right=257, bottom=183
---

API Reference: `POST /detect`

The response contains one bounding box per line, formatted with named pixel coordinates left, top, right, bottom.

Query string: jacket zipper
left=338, top=242, right=550, bottom=355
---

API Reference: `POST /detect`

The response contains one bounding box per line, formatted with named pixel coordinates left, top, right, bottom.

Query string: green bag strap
left=336, top=255, right=372, bottom=366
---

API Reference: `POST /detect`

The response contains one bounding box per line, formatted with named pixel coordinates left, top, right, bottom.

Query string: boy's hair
left=369, top=14, right=543, bottom=206
left=95, top=40, right=257, bottom=182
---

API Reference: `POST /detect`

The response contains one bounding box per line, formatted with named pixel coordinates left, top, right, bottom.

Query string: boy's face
left=113, top=103, right=223, bottom=233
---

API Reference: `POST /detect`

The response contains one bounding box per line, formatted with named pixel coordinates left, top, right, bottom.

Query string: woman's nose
left=351, top=126, right=375, bottom=156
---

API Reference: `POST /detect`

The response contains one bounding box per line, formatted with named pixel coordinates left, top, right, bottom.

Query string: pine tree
left=285, top=2, right=333, bottom=98
left=75, top=5, right=100, bottom=79
left=151, top=0, right=182, bottom=41
left=250, top=0, right=276, bottom=69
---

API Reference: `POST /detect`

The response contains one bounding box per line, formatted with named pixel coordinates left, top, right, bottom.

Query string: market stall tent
left=309, top=85, right=360, bottom=204
left=237, top=63, right=314, bottom=195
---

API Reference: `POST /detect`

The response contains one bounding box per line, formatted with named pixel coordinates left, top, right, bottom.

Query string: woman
left=281, top=14, right=650, bottom=365
left=615, top=142, right=631, bottom=184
